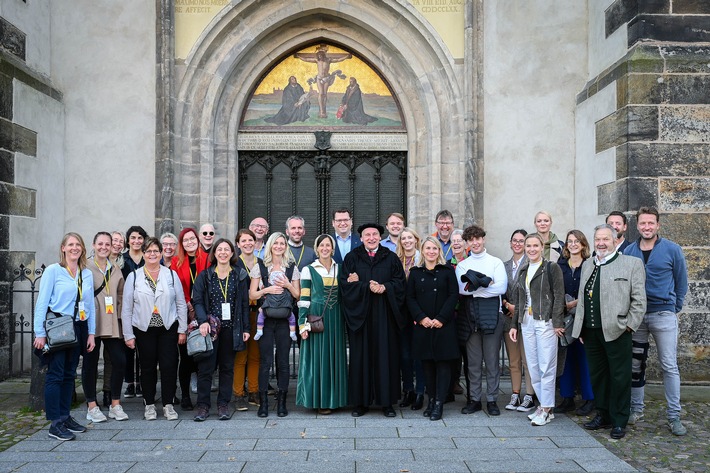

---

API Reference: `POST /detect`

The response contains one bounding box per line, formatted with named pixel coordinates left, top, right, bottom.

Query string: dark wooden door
left=238, top=151, right=407, bottom=235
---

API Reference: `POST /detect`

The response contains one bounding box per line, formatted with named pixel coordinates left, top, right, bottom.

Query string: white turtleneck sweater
left=455, top=249, right=508, bottom=298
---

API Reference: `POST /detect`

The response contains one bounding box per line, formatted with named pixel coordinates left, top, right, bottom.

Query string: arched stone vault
left=166, top=0, right=471, bottom=237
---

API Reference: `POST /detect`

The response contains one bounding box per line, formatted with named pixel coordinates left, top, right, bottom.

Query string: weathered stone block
left=660, top=178, right=710, bottom=212
left=0, top=149, right=13, bottom=183
left=628, top=14, right=710, bottom=46
left=621, top=74, right=710, bottom=106
left=661, top=214, right=710, bottom=247
left=0, top=72, right=11, bottom=120
left=597, top=177, right=658, bottom=214
left=659, top=106, right=710, bottom=142
left=595, top=106, right=658, bottom=153
left=626, top=45, right=664, bottom=74
left=0, top=183, right=35, bottom=217
left=618, top=143, right=710, bottom=178
left=685, top=281, right=709, bottom=314
left=660, top=45, right=710, bottom=73
left=0, top=215, right=7, bottom=250
left=605, top=0, right=670, bottom=37
left=684, top=248, right=710, bottom=281
left=677, top=312, right=710, bottom=381
left=0, top=118, right=37, bottom=156
left=673, top=0, right=710, bottom=14
left=0, top=17, right=26, bottom=62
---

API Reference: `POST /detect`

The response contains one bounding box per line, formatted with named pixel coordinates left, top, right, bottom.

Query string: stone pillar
left=592, top=0, right=710, bottom=379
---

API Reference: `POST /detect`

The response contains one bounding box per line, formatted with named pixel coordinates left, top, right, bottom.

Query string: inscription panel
left=237, top=133, right=407, bottom=151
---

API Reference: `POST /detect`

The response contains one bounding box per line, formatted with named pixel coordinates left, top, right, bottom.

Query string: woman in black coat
left=191, top=238, right=250, bottom=421
left=406, top=236, right=459, bottom=420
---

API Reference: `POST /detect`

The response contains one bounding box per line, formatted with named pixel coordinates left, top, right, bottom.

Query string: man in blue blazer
left=331, top=208, right=362, bottom=264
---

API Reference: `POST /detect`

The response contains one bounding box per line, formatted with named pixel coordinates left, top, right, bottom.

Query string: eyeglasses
left=333, top=219, right=351, bottom=223
left=183, top=237, right=198, bottom=243
left=162, top=243, right=177, bottom=248
left=566, top=240, right=581, bottom=245
left=144, top=249, right=161, bottom=255
left=511, top=239, right=525, bottom=245
left=436, top=220, right=453, bottom=226
left=202, top=231, right=214, bottom=236
left=250, top=224, right=268, bottom=229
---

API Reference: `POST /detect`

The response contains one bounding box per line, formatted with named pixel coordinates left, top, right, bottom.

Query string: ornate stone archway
left=157, top=0, right=478, bottom=237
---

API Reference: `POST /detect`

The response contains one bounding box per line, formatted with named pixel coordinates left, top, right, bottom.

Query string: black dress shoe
left=399, top=391, right=416, bottom=408
left=553, top=397, right=576, bottom=414
left=351, top=406, right=369, bottom=417
left=576, top=400, right=595, bottom=416
left=610, top=426, right=626, bottom=439
left=487, top=401, right=500, bottom=416
left=423, top=397, right=436, bottom=417
left=411, top=394, right=424, bottom=410
left=382, top=405, right=396, bottom=417
left=461, top=400, right=482, bottom=415
left=583, top=415, right=612, bottom=430
left=429, top=401, right=444, bottom=421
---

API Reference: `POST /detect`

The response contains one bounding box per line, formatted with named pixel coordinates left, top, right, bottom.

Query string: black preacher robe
left=339, top=244, right=406, bottom=407
left=265, top=82, right=310, bottom=125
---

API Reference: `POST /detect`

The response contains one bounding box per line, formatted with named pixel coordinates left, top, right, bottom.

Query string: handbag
left=559, top=294, right=576, bottom=347
left=44, top=271, right=82, bottom=353
left=306, top=269, right=337, bottom=334
left=44, top=311, right=78, bottom=352
left=186, top=329, right=213, bottom=360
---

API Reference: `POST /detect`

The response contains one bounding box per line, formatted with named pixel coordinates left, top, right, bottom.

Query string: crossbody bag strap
left=73, top=271, right=82, bottom=321
left=93, top=267, right=110, bottom=298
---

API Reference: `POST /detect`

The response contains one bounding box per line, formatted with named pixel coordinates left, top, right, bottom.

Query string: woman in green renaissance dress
left=296, top=234, right=348, bottom=414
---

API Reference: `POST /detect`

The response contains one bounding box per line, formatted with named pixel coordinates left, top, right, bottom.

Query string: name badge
left=105, top=296, right=114, bottom=315
left=221, top=303, right=231, bottom=321
left=79, top=301, right=87, bottom=321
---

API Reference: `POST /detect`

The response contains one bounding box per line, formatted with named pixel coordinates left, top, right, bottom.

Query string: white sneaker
left=144, top=404, right=157, bottom=421
left=190, top=373, right=198, bottom=394
left=505, top=393, right=520, bottom=411
left=528, top=406, right=543, bottom=420
left=108, top=404, right=129, bottom=421
left=163, top=404, right=179, bottom=421
left=517, top=394, right=535, bottom=412
left=86, top=406, right=107, bottom=423
left=628, top=410, right=644, bottom=425
left=531, top=410, right=552, bottom=426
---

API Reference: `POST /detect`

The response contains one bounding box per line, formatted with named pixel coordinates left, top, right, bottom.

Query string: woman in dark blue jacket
left=191, top=238, right=250, bottom=421
left=407, top=237, right=459, bottom=420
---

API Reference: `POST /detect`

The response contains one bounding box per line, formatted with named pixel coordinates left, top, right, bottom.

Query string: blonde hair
left=533, top=211, right=553, bottom=225
left=59, top=232, right=88, bottom=270
left=396, top=227, right=421, bottom=265
left=525, top=232, right=546, bottom=248
left=263, top=232, right=296, bottom=267
left=419, top=236, right=447, bottom=266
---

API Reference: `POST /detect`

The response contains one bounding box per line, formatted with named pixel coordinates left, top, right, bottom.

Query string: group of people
left=34, top=206, right=688, bottom=442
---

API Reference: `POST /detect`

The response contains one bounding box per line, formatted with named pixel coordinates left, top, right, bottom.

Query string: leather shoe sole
left=610, top=427, right=626, bottom=439
left=461, top=401, right=482, bottom=415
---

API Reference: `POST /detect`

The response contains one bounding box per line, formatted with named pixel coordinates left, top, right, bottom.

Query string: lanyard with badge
left=94, top=259, right=115, bottom=315
left=68, top=267, right=87, bottom=321
left=218, top=269, right=231, bottom=321
left=144, top=267, right=160, bottom=316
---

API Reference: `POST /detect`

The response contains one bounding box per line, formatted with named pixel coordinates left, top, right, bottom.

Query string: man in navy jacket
left=624, top=207, right=688, bottom=436
left=331, top=208, right=362, bottom=264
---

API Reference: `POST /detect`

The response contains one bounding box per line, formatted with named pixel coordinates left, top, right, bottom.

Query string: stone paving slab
left=452, top=436, right=558, bottom=449
left=240, top=461, right=355, bottom=473
left=127, top=462, right=246, bottom=473
left=254, top=437, right=354, bottom=450
left=307, top=448, right=415, bottom=462
left=356, top=460, right=473, bottom=473
left=464, top=459, right=586, bottom=472
left=200, top=449, right=308, bottom=462
left=154, top=438, right=257, bottom=450
left=207, top=427, right=306, bottom=439
left=304, top=426, right=399, bottom=438
left=356, top=437, right=457, bottom=450
left=413, top=447, right=522, bottom=461
left=8, top=462, right=135, bottom=473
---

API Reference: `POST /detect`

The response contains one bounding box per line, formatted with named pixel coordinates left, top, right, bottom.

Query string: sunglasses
left=202, top=231, right=215, bottom=236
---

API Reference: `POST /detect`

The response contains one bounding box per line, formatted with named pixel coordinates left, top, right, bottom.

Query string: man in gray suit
left=571, top=224, right=646, bottom=439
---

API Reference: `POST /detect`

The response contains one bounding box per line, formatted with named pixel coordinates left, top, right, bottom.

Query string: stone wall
left=579, top=0, right=710, bottom=380
left=0, top=2, right=64, bottom=379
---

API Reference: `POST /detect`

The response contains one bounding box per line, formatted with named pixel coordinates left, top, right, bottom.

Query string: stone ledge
left=628, top=14, right=710, bottom=46
left=597, top=177, right=658, bottom=214
left=620, top=74, right=710, bottom=107
left=605, top=0, right=670, bottom=38
left=0, top=118, right=36, bottom=156
left=0, top=52, right=61, bottom=102
left=595, top=106, right=658, bottom=153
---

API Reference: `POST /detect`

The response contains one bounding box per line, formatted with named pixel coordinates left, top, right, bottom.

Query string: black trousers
left=196, top=327, right=236, bottom=409
left=583, top=327, right=632, bottom=428
left=134, top=322, right=179, bottom=405
left=422, top=359, right=452, bottom=402
left=82, top=337, right=126, bottom=402
left=258, top=318, right=291, bottom=392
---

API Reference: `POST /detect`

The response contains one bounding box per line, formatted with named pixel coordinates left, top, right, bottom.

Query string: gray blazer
left=571, top=254, right=647, bottom=342
left=503, top=256, right=526, bottom=331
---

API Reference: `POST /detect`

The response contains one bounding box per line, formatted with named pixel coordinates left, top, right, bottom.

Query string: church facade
left=1, top=0, right=708, bottom=380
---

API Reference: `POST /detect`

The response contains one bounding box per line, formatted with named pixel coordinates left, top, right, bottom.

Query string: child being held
left=255, top=270, right=297, bottom=341
left=254, top=307, right=297, bottom=341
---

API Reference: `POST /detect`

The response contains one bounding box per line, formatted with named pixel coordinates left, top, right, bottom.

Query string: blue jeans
left=559, top=339, right=594, bottom=401
left=631, top=310, right=681, bottom=420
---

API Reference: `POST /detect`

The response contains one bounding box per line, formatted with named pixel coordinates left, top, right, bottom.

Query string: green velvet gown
left=296, top=264, right=349, bottom=409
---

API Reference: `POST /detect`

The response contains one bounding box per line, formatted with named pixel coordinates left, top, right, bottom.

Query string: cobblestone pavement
left=570, top=384, right=710, bottom=473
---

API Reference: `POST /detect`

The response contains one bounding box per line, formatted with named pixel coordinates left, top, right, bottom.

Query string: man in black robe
left=339, top=223, right=406, bottom=417
left=340, top=77, right=377, bottom=125
left=265, top=76, right=310, bottom=125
